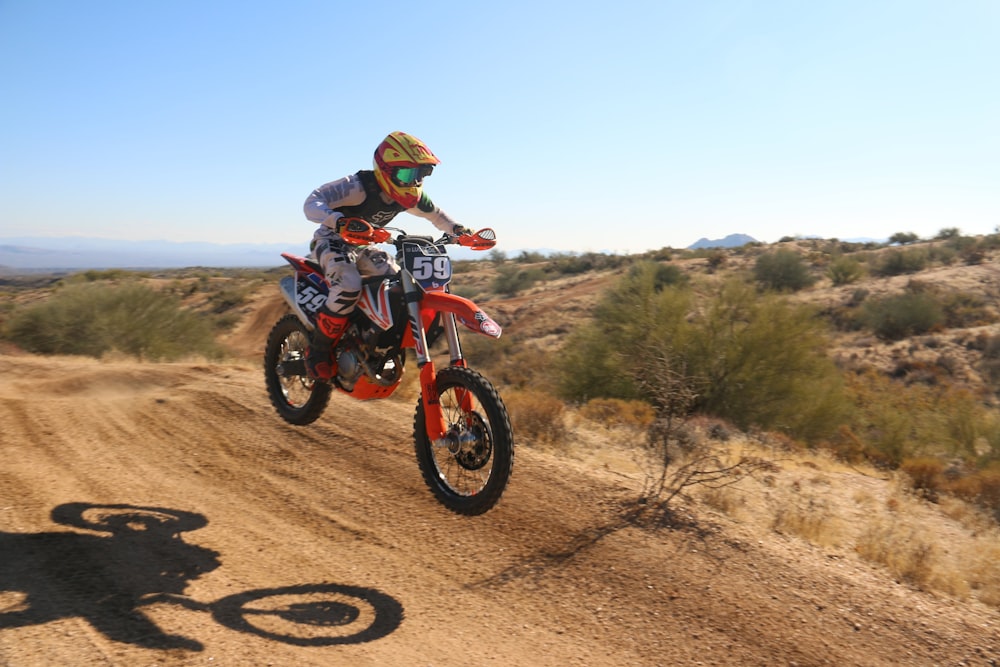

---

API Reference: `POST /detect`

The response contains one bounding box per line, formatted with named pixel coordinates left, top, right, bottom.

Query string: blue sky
left=1, top=1, right=998, bottom=254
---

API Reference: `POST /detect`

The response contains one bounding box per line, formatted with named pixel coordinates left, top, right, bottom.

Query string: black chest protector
left=335, top=170, right=405, bottom=227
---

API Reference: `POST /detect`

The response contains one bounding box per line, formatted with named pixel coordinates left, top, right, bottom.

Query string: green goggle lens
left=394, top=165, right=433, bottom=186
left=395, top=167, right=419, bottom=185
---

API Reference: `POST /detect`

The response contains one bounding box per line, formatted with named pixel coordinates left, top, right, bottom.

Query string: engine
left=335, top=325, right=403, bottom=392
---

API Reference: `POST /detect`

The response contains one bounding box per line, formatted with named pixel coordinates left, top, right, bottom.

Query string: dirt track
left=2, top=353, right=999, bottom=666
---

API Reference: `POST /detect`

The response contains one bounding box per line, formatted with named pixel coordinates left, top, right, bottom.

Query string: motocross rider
left=303, top=131, right=470, bottom=380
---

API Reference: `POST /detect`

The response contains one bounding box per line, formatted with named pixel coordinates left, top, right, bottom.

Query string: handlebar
left=339, top=218, right=496, bottom=251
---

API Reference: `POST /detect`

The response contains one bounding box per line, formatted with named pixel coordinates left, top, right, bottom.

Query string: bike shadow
left=0, top=502, right=403, bottom=650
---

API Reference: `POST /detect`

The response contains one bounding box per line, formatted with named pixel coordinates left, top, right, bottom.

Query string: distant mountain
left=687, top=233, right=758, bottom=250
left=0, top=236, right=492, bottom=273
left=0, top=237, right=311, bottom=272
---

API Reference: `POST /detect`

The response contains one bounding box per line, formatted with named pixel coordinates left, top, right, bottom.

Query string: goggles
left=392, top=164, right=434, bottom=187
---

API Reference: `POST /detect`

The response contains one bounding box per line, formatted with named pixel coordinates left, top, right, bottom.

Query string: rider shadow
left=0, top=503, right=404, bottom=650
left=0, top=503, right=221, bottom=650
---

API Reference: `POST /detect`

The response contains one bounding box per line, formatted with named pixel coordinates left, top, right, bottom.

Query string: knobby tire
left=264, top=314, right=332, bottom=425
left=413, top=366, right=514, bottom=516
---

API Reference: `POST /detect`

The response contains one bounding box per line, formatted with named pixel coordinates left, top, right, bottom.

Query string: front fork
left=402, top=273, right=474, bottom=443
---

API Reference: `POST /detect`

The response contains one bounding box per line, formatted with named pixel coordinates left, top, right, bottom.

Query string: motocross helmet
left=373, top=131, right=440, bottom=208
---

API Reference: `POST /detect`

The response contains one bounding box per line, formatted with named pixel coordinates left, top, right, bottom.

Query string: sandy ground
left=2, top=352, right=1000, bottom=666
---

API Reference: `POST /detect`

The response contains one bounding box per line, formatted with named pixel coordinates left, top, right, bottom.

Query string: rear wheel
left=414, top=366, right=514, bottom=515
left=264, top=314, right=332, bottom=425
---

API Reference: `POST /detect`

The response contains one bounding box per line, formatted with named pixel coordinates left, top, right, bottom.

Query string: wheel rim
left=277, top=330, right=315, bottom=408
left=431, top=389, right=495, bottom=497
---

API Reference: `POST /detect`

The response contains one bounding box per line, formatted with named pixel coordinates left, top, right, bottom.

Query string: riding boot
left=306, top=307, right=348, bottom=380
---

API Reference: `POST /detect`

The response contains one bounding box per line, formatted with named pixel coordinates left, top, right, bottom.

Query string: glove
left=452, top=225, right=472, bottom=236
left=337, top=216, right=368, bottom=234
left=321, top=212, right=344, bottom=230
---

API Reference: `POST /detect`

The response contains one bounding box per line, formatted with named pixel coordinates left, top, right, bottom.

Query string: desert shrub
left=939, top=290, right=996, bottom=328
left=578, top=397, right=655, bottom=429
left=203, top=283, right=253, bottom=314
left=753, top=249, right=815, bottom=292
left=492, top=265, right=544, bottom=296
left=2, top=282, right=222, bottom=360
left=545, top=251, right=631, bottom=276
left=861, top=291, right=944, bottom=341
left=844, top=371, right=998, bottom=466
left=62, top=268, right=143, bottom=283
left=559, top=271, right=850, bottom=444
left=491, top=346, right=555, bottom=390
left=624, top=260, right=687, bottom=291
left=513, top=250, right=546, bottom=264
left=458, top=335, right=555, bottom=391
left=900, top=457, right=946, bottom=499
left=872, top=247, right=929, bottom=276
left=504, top=389, right=567, bottom=447
left=826, top=256, right=863, bottom=286
left=649, top=247, right=676, bottom=260
left=560, top=261, right=695, bottom=399
left=889, top=231, right=920, bottom=245
left=557, top=323, right=638, bottom=402
left=944, top=466, right=1000, bottom=521
left=705, top=250, right=726, bottom=272
left=558, top=261, right=692, bottom=403
left=952, top=236, right=988, bottom=265
left=980, top=335, right=1000, bottom=392
left=927, top=244, right=958, bottom=266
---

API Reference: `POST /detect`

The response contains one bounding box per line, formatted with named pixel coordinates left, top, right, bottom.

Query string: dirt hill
left=3, top=240, right=1000, bottom=665
left=2, top=354, right=999, bottom=666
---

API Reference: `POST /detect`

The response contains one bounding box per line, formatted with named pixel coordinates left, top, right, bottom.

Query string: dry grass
left=966, top=539, right=1000, bottom=606
left=855, top=521, right=940, bottom=591
left=699, top=484, right=747, bottom=517
left=772, top=493, right=845, bottom=547
left=577, top=398, right=656, bottom=429
left=565, top=415, right=1000, bottom=609
left=504, top=389, right=568, bottom=449
left=628, top=432, right=1000, bottom=608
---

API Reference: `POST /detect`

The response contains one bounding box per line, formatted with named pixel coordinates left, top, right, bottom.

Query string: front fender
left=422, top=291, right=502, bottom=338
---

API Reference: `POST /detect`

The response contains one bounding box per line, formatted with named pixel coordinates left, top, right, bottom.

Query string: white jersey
left=304, top=170, right=460, bottom=245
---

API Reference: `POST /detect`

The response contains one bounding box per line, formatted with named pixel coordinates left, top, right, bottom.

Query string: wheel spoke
left=413, top=366, right=514, bottom=515
left=264, top=314, right=332, bottom=426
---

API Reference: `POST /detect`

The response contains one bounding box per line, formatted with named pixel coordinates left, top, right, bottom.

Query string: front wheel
left=264, top=314, right=332, bottom=425
left=414, top=366, right=514, bottom=516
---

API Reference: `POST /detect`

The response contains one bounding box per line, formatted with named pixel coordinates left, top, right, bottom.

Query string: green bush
left=872, top=248, right=929, bottom=276
left=626, top=261, right=687, bottom=290
left=3, top=282, right=222, bottom=360
left=753, top=249, right=815, bottom=292
left=844, top=371, right=1000, bottom=466
left=514, top=250, right=546, bottom=264
left=980, top=335, right=1000, bottom=392
left=544, top=252, right=630, bottom=276
left=889, top=231, right=920, bottom=245
left=826, top=256, right=863, bottom=286
left=492, top=265, right=544, bottom=296
left=862, top=291, right=944, bottom=341
left=558, top=269, right=849, bottom=443
left=684, top=280, right=848, bottom=441
left=940, top=290, right=996, bottom=328
left=558, top=261, right=691, bottom=402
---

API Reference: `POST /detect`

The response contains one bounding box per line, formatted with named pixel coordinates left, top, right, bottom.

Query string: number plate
left=295, top=274, right=329, bottom=313
left=402, top=242, right=452, bottom=290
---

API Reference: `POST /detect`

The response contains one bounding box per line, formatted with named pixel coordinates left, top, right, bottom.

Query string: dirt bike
left=263, top=219, right=514, bottom=516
